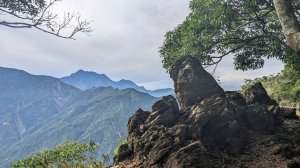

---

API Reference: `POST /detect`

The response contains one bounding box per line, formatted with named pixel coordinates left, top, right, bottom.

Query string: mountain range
left=60, top=70, right=174, bottom=97
left=0, top=67, right=80, bottom=153
left=0, top=67, right=164, bottom=166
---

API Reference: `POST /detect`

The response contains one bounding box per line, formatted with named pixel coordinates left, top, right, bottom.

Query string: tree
left=11, top=140, right=109, bottom=168
left=0, top=0, right=92, bottom=39
left=274, top=0, right=300, bottom=51
left=241, top=65, right=300, bottom=107
left=160, top=0, right=300, bottom=71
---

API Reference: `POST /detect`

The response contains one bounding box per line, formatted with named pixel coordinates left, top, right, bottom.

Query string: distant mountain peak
left=72, top=69, right=107, bottom=77
left=60, top=70, right=174, bottom=97
left=118, top=79, right=131, bottom=82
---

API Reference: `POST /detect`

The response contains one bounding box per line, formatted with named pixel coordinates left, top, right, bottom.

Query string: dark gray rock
left=170, top=56, right=224, bottom=107
left=165, top=141, right=215, bottom=168
left=113, top=57, right=288, bottom=168
left=146, top=95, right=179, bottom=127
left=243, top=82, right=278, bottom=106
left=226, top=91, right=247, bottom=106
left=239, top=104, right=276, bottom=132
left=128, top=108, right=150, bottom=135
left=281, top=107, right=299, bottom=119
left=186, top=95, right=248, bottom=154
left=113, top=144, right=132, bottom=163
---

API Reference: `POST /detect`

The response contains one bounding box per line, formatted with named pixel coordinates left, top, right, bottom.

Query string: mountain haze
left=1, top=86, right=158, bottom=165
left=60, top=70, right=174, bottom=97
left=0, top=67, right=80, bottom=154
left=0, top=67, right=160, bottom=165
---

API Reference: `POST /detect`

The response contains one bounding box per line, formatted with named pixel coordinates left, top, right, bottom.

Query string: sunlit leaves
left=11, top=140, right=108, bottom=168
left=160, top=0, right=300, bottom=71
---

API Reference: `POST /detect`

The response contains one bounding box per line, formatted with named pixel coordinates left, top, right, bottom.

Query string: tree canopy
left=0, top=0, right=92, bottom=39
left=160, top=0, right=300, bottom=71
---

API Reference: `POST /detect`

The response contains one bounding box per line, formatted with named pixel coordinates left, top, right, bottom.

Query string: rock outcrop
left=170, top=56, right=224, bottom=107
left=113, top=56, right=300, bottom=168
left=243, top=82, right=278, bottom=106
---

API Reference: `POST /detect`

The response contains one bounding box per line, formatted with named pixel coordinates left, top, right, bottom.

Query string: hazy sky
left=0, top=0, right=284, bottom=90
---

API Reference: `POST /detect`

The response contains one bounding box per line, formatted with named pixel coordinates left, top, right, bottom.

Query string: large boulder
left=243, top=82, right=278, bottom=106
left=226, top=91, right=247, bottom=106
left=170, top=56, right=224, bottom=107
left=281, top=107, right=299, bottom=119
left=127, top=108, right=150, bottom=136
left=146, top=95, right=180, bottom=127
left=185, top=95, right=249, bottom=154
left=114, top=93, right=279, bottom=168
left=113, top=56, right=291, bottom=168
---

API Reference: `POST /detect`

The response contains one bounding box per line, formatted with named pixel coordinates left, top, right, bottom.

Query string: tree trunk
left=274, top=0, right=300, bottom=51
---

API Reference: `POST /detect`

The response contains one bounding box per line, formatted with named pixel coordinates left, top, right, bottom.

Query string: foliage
left=160, top=0, right=300, bottom=71
left=114, top=132, right=128, bottom=155
left=0, top=0, right=92, bottom=39
left=10, top=140, right=109, bottom=168
left=241, top=66, right=300, bottom=107
left=0, top=0, right=46, bottom=16
left=0, top=85, right=158, bottom=165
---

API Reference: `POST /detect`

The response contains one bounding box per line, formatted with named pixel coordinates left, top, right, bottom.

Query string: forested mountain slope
left=2, top=87, right=158, bottom=165
left=0, top=67, right=81, bottom=158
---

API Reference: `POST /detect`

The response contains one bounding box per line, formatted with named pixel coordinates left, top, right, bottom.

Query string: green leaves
left=1, top=0, right=46, bottom=16
left=10, top=140, right=108, bottom=168
left=242, top=66, right=300, bottom=106
left=160, top=0, right=300, bottom=71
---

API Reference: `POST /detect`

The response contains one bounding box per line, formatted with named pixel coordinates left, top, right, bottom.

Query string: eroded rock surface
left=113, top=56, right=300, bottom=168
left=243, top=82, right=278, bottom=106
left=170, top=56, right=224, bottom=107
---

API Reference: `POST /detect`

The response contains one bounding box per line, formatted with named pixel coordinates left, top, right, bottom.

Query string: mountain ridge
left=0, top=67, right=162, bottom=166
left=0, top=67, right=82, bottom=165
left=1, top=86, right=159, bottom=165
left=60, top=69, right=174, bottom=97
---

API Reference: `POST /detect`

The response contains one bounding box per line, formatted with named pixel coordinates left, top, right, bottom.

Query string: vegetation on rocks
left=113, top=56, right=300, bottom=168
left=242, top=66, right=300, bottom=109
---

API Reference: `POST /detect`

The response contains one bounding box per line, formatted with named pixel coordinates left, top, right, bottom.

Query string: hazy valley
left=0, top=67, right=170, bottom=165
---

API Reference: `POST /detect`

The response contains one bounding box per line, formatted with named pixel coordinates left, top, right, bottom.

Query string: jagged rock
left=239, top=104, right=276, bottom=132
left=281, top=107, right=299, bottom=119
left=185, top=95, right=249, bottom=154
left=226, top=91, right=246, bottom=106
left=267, top=105, right=282, bottom=116
left=113, top=144, right=132, bottom=163
left=113, top=57, right=300, bottom=168
left=288, top=160, right=300, bottom=168
left=146, top=95, right=179, bottom=127
left=165, top=141, right=215, bottom=168
left=127, top=108, right=150, bottom=135
left=243, top=82, right=278, bottom=106
left=170, top=56, right=224, bottom=107
left=114, top=94, right=279, bottom=167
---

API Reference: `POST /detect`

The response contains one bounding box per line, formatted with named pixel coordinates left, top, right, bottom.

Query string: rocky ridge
left=113, top=56, right=300, bottom=168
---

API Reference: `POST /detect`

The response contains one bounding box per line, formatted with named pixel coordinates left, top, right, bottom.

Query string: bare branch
left=0, top=0, right=93, bottom=39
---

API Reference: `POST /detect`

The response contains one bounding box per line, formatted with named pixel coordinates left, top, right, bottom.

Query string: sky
left=0, top=0, right=284, bottom=90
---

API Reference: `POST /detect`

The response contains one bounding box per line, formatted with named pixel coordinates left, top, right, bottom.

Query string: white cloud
left=0, top=0, right=284, bottom=90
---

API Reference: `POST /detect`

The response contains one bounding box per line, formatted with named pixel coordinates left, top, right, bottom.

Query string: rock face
left=243, top=82, right=278, bottom=106
left=113, top=56, right=300, bottom=168
left=170, top=56, right=224, bottom=107
left=281, top=106, right=299, bottom=119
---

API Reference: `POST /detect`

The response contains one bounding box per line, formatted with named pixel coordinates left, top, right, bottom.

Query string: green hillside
left=242, top=66, right=300, bottom=114
left=1, top=87, right=158, bottom=165
left=0, top=67, right=81, bottom=161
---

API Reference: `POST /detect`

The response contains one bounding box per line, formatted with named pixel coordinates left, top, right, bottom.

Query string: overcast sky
left=0, top=0, right=284, bottom=90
